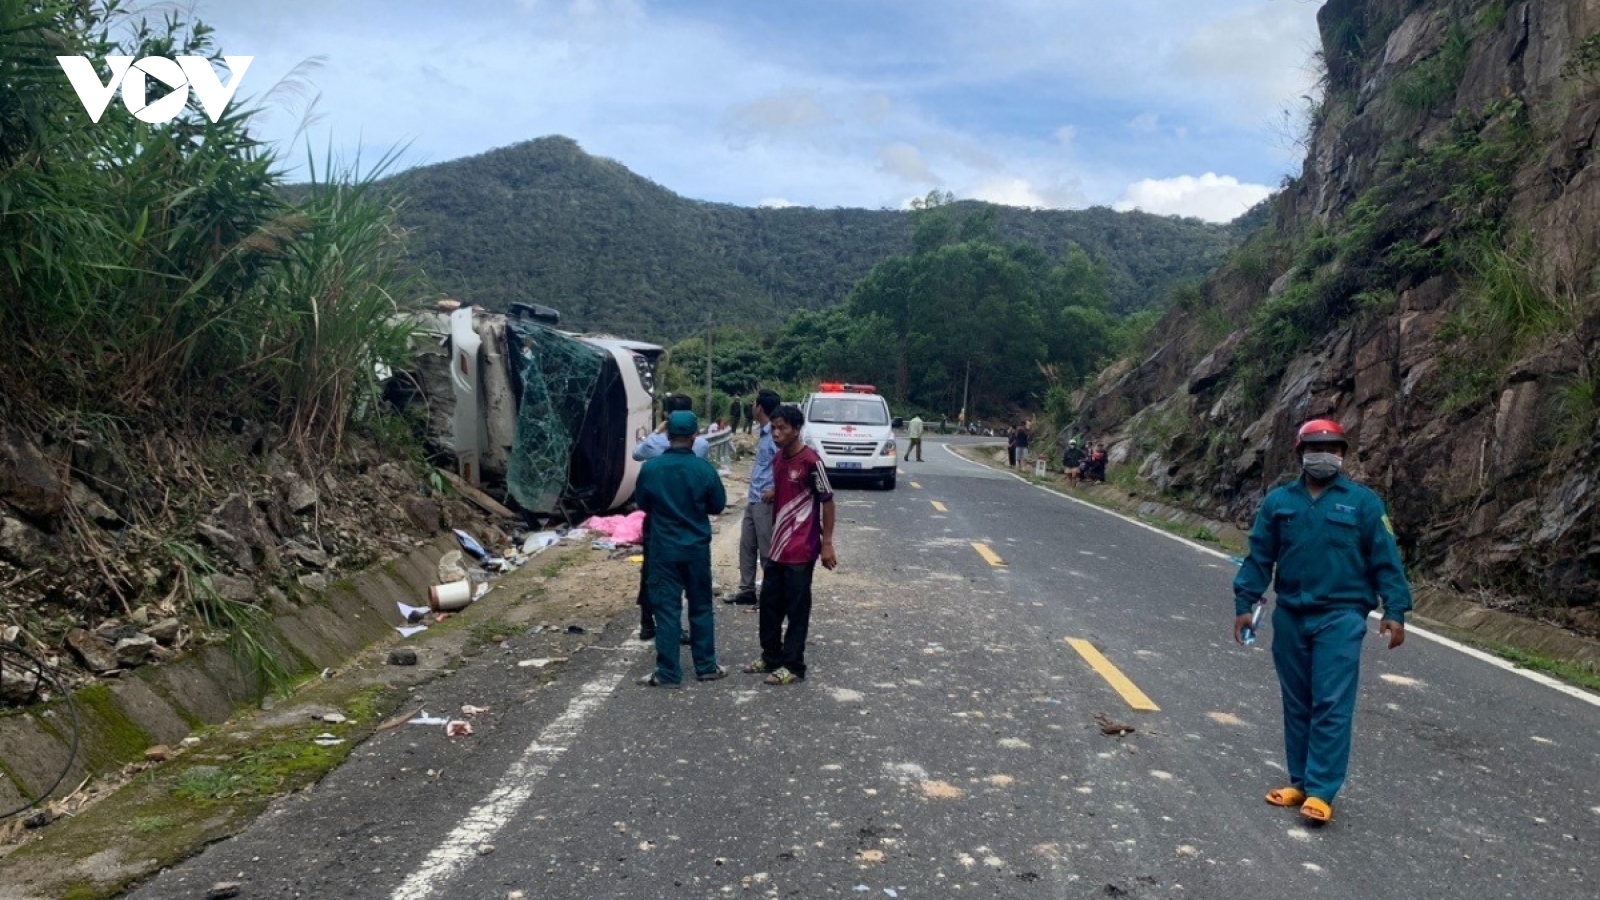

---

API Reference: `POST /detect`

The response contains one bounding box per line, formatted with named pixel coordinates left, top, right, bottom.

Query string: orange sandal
left=1299, top=797, right=1333, bottom=824
left=1265, top=787, right=1306, bottom=807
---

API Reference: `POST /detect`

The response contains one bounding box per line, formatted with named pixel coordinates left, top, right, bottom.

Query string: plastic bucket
left=428, top=579, right=473, bottom=612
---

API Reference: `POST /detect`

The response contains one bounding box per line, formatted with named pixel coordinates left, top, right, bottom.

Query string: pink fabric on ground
left=582, top=510, right=647, bottom=543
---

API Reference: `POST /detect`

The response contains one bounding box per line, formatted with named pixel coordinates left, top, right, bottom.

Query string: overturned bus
left=387, top=303, right=662, bottom=521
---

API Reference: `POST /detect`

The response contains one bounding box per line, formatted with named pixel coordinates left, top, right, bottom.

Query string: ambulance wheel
left=880, top=471, right=897, bottom=490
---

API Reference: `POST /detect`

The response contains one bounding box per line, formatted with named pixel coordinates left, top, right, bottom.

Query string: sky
left=188, top=0, right=1328, bottom=223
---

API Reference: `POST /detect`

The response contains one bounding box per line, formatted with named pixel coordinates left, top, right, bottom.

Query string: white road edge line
left=940, top=442, right=1600, bottom=709
left=390, top=647, right=642, bottom=900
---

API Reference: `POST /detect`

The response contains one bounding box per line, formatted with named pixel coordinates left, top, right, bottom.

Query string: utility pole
left=704, top=314, right=714, bottom=424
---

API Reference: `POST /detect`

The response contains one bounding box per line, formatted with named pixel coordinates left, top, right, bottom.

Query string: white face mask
left=1301, top=451, right=1343, bottom=480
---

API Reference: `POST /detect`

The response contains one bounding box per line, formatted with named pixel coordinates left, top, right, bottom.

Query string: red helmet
left=1295, top=418, right=1347, bottom=449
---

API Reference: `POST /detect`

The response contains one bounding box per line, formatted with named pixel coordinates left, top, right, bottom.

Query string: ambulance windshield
left=809, top=397, right=889, bottom=426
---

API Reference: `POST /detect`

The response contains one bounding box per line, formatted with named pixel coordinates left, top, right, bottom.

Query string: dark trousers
left=649, top=556, right=718, bottom=684
left=1272, top=606, right=1366, bottom=802
left=636, top=537, right=653, bottom=629
left=759, top=559, right=816, bottom=677
left=906, top=437, right=923, bottom=461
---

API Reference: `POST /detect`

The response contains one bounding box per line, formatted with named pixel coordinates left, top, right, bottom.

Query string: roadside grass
left=1476, top=643, right=1600, bottom=693
left=538, top=550, right=584, bottom=579
left=1009, top=459, right=1246, bottom=555
left=467, top=616, right=518, bottom=650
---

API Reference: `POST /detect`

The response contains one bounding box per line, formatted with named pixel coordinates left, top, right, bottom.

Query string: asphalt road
left=124, top=437, right=1600, bottom=899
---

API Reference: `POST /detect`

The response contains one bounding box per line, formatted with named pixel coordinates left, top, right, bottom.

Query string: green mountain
left=389, top=136, right=1241, bottom=341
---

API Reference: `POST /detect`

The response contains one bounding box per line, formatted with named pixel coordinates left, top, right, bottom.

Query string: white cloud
left=724, top=89, right=834, bottom=145
left=1114, top=173, right=1271, bottom=222
left=969, top=177, right=1046, bottom=208
left=758, top=197, right=798, bottom=208
left=1128, top=113, right=1161, bottom=136
left=878, top=142, right=942, bottom=185
left=1173, top=1, right=1323, bottom=121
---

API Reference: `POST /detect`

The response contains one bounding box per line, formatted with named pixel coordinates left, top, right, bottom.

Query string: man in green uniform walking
left=635, top=411, right=729, bottom=687
left=1233, top=419, right=1412, bottom=825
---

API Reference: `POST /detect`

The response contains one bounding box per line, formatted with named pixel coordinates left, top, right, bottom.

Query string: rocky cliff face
left=1073, top=0, right=1600, bottom=633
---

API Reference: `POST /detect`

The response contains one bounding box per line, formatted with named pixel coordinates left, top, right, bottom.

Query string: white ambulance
left=800, top=383, right=898, bottom=489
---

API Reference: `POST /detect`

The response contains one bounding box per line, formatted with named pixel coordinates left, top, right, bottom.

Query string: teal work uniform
left=1234, top=473, right=1412, bottom=804
left=635, top=447, right=728, bottom=684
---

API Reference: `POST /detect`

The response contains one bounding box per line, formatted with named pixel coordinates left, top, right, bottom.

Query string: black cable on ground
left=0, top=641, right=80, bottom=820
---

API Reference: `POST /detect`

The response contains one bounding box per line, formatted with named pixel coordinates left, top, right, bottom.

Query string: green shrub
left=1394, top=24, right=1473, bottom=111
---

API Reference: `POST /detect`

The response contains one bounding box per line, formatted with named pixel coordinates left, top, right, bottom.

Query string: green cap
left=667, top=411, right=699, bottom=436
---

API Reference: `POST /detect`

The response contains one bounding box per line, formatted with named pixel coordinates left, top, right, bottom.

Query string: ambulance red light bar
left=817, top=382, right=878, bottom=394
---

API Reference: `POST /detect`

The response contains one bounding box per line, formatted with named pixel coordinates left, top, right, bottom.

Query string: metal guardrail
left=705, top=430, right=735, bottom=467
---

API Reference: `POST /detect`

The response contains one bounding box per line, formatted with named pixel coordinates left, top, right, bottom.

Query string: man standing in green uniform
left=1233, top=419, right=1411, bottom=824
left=906, top=414, right=925, bottom=462
left=635, top=411, right=729, bottom=687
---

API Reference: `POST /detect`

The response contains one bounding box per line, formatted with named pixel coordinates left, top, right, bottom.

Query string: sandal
left=1265, top=787, right=1306, bottom=807
left=742, top=660, right=773, bottom=674
left=1299, top=797, right=1333, bottom=824
left=763, top=667, right=803, bottom=685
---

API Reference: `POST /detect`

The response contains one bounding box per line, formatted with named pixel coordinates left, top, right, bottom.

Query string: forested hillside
left=389, top=136, right=1243, bottom=340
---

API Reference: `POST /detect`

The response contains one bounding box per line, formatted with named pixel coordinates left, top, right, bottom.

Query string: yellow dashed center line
left=1065, top=638, right=1161, bottom=711
left=971, top=541, right=1005, bottom=567
left=910, top=481, right=923, bottom=489
left=898, top=468, right=907, bottom=476
left=931, top=501, right=948, bottom=512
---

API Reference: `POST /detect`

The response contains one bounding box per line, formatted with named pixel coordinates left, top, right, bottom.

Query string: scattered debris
left=397, top=602, right=430, bottom=623
left=396, top=625, right=428, bottom=638
left=429, top=580, right=474, bottom=612
left=565, top=625, right=585, bottom=634
left=452, top=528, right=490, bottom=561
left=1095, top=714, right=1135, bottom=736
left=476, top=842, right=495, bottom=856
left=312, top=734, right=344, bottom=747
left=376, top=707, right=423, bottom=731
left=388, top=648, right=419, bottom=666
left=411, top=713, right=449, bottom=727
left=144, top=745, right=173, bottom=762
left=445, top=720, right=473, bottom=737
left=205, top=883, right=242, bottom=900
left=522, top=531, right=560, bottom=554
left=23, top=810, right=54, bottom=830
left=518, top=657, right=566, bottom=669
left=460, top=705, right=489, bottom=716
left=319, top=712, right=347, bottom=724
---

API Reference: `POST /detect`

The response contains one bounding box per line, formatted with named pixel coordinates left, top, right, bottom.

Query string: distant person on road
left=635, top=411, right=729, bottom=687
left=744, top=405, right=837, bottom=685
left=1006, top=427, right=1017, bottom=468
left=729, top=395, right=743, bottom=434
left=1014, top=422, right=1031, bottom=467
left=1081, top=442, right=1107, bottom=483
left=1233, top=418, right=1412, bottom=825
left=633, top=395, right=709, bottom=641
left=906, top=414, right=925, bottom=462
left=938, top=415, right=947, bottom=435
left=725, top=390, right=781, bottom=606
left=1061, top=438, right=1085, bottom=486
